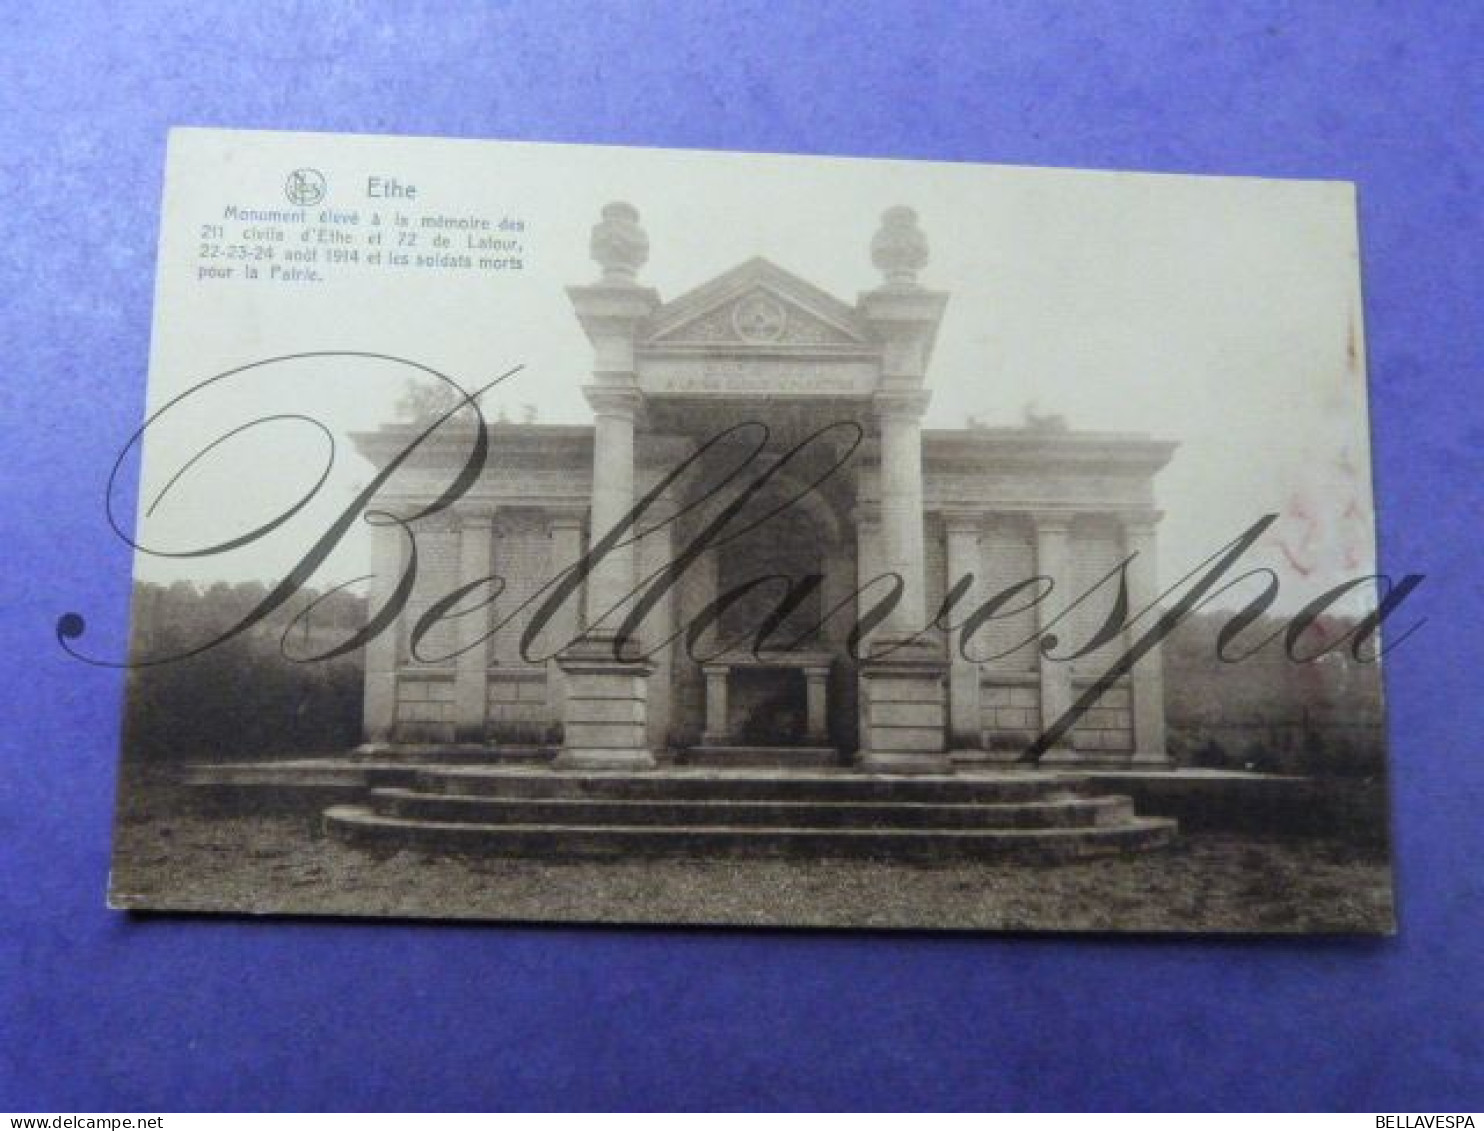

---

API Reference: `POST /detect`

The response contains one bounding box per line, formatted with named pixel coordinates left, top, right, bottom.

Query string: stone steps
left=323, top=805, right=1177, bottom=862
left=366, top=787, right=1137, bottom=830
left=321, top=766, right=1176, bottom=862
left=411, top=767, right=1093, bottom=804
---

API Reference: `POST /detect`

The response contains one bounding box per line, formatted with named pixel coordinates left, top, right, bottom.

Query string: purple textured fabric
left=1, top=0, right=1479, bottom=1112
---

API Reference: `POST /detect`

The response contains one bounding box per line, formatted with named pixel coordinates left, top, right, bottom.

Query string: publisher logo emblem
left=285, top=168, right=326, bottom=206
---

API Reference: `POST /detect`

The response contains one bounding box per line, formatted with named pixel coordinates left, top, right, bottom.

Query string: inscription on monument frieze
left=639, top=357, right=877, bottom=396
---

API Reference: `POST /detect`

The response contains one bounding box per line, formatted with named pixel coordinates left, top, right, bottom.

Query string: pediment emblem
left=652, top=289, right=862, bottom=347
left=644, top=259, right=872, bottom=350
left=732, top=292, right=788, bottom=342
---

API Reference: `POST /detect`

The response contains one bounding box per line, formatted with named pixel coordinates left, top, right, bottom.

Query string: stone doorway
left=714, top=504, right=828, bottom=654
left=673, top=475, right=859, bottom=756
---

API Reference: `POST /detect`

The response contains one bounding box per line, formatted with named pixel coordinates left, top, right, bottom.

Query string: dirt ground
left=108, top=799, right=1395, bottom=934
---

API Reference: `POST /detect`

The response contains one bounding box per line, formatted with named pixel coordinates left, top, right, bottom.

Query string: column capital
left=1119, top=510, right=1164, bottom=538
left=583, top=384, right=643, bottom=418
left=546, top=506, right=587, bottom=534
left=858, top=288, right=949, bottom=361
left=940, top=509, right=984, bottom=536
left=453, top=502, right=498, bottom=528
left=874, top=388, right=932, bottom=420
left=567, top=278, right=660, bottom=328
left=1032, top=511, right=1077, bottom=536
left=980, top=511, right=1034, bottom=538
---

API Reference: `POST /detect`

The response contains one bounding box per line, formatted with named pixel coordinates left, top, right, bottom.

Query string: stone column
left=942, top=510, right=984, bottom=755
left=856, top=389, right=949, bottom=773
left=853, top=511, right=880, bottom=746
left=554, top=201, right=660, bottom=771
left=702, top=667, right=729, bottom=745
left=544, top=509, right=586, bottom=722
left=360, top=519, right=404, bottom=748
left=876, top=392, right=932, bottom=637
left=452, top=506, right=495, bottom=743
left=854, top=206, right=951, bottom=775
left=804, top=666, right=830, bottom=744
left=1124, top=515, right=1171, bottom=767
left=1033, top=514, right=1078, bottom=764
left=555, top=387, right=656, bottom=770
left=854, top=509, right=883, bottom=655
left=583, top=387, right=641, bottom=629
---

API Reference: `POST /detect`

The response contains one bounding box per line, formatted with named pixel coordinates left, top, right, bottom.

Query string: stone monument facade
left=353, top=204, right=1176, bottom=771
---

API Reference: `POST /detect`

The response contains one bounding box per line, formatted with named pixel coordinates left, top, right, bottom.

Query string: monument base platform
left=323, top=765, right=1178, bottom=863
left=856, top=641, right=951, bottom=774
left=554, top=636, right=657, bottom=772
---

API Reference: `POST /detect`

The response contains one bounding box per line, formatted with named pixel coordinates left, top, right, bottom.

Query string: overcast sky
left=132, top=129, right=1377, bottom=619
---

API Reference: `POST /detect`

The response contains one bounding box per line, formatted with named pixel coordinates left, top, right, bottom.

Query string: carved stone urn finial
left=590, top=201, right=649, bottom=283
left=870, top=205, right=929, bottom=288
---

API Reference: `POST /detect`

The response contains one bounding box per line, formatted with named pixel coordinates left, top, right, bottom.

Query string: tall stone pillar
left=853, top=509, right=881, bottom=746
left=360, top=519, right=405, bottom=748
left=803, top=666, right=830, bottom=743
left=877, top=394, right=931, bottom=635
left=544, top=509, right=586, bottom=724
left=452, top=506, right=495, bottom=743
left=855, top=207, right=951, bottom=774
left=702, top=668, right=729, bottom=745
left=584, top=387, right=641, bottom=627
left=1124, top=515, right=1172, bottom=767
left=854, top=509, right=883, bottom=654
left=554, top=202, right=661, bottom=771
left=1033, top=514, right=1078, bottom=764
left=943, top=511, right=984, bottom=754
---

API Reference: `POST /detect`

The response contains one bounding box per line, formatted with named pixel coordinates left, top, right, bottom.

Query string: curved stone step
left=412, top=767, right=1090, bottom=805
left=368, top=788, right=1136, bottom=830
left=324, top=805, right=1177, bottom=862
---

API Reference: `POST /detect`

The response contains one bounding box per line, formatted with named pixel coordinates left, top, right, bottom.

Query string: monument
left=352, top=203, right=1176, bottom=773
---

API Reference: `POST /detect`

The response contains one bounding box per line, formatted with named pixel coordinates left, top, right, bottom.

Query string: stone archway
left=671, top=468, right=860, bottom=757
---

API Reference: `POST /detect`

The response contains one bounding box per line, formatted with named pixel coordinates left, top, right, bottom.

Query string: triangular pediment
left=643, top=258, right=872, bottom=350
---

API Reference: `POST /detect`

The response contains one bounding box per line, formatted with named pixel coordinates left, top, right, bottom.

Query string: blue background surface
left=2, top=0, right=1480, bottom=1112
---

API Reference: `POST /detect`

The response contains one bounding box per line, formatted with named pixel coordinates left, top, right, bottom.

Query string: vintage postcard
left=96, top=127, right=1402, bottom=931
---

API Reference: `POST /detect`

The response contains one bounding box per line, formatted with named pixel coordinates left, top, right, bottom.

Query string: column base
left=552, top=749, right=658, bottom=772
left=950, top=747, right=1023, bottom=765
left=362, top=671, right=399, bottom=749
left=857, top=749, right=954, bottom=775
left=1037, top=745, right=1083, bottom=766
left=856, top=639, right=951, bottom=775
left=1130, top=749, right=1175, bottom=770
left=555, top=635, right=657, bottom=773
